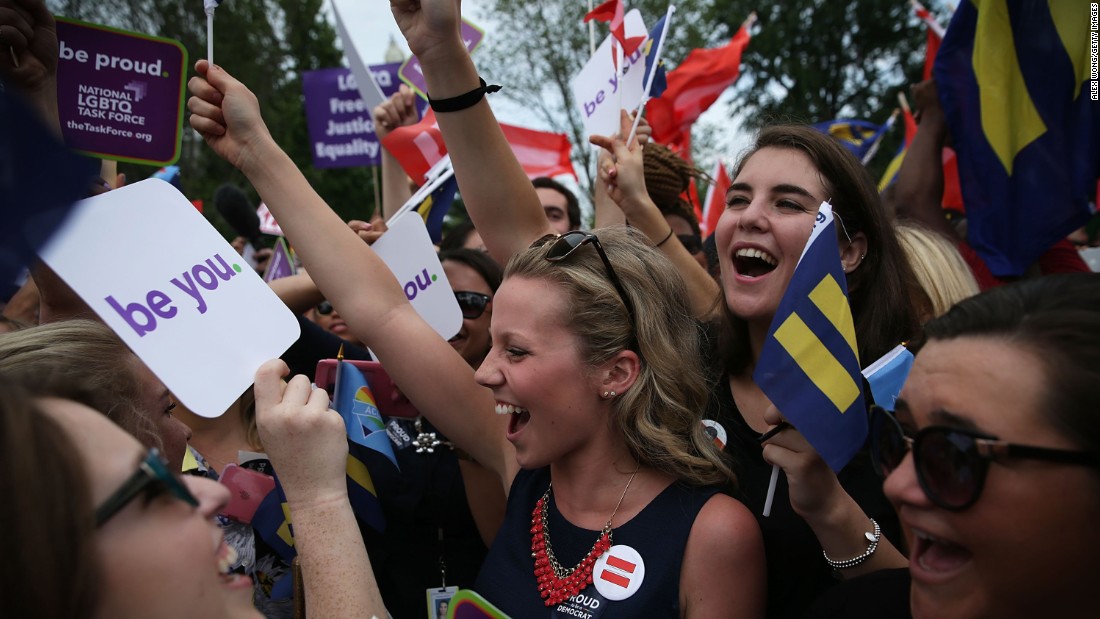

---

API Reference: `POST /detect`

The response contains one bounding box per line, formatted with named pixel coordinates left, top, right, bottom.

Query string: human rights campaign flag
left=811, top=119, right=890, bottom=163
left=753, top=203, right=866, bottom=472
left=934, top=0, right=1098, bottom=277
left=414, top=175, right=458, bottom=244
left=643, top=15, right=669, bottom=98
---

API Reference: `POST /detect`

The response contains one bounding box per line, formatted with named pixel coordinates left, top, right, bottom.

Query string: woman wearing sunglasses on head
left=185, top=4, right=764, bottom=615
left=855, top=273, right=1100, bottom=618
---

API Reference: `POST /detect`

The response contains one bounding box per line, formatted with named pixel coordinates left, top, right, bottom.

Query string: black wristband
left=427, top=77, right=501, bottom=113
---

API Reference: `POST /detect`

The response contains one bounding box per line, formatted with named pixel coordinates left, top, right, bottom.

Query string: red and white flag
left=501, top=125, right=576, bottom=179
left=383, top=112, right=575, bottom=182
left=701, top=160, right=731, bottom=236
left=584, top=0, right=645, bottom=58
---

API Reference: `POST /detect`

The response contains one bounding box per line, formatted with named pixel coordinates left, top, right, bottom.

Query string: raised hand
left=187, top=60, right=273, bottom=173
left=253, top=359, right=348, bottom=510
left=0, top=0, right=58, bottom=100
left=372, top=84, right=419, bottom=141
left=590, top=109, right=652, bottom=219
left=389, top=0, right=464, bottom=62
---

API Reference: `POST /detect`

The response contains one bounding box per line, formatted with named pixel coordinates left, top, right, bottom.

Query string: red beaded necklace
left=530, top=469, right=639, bottom=607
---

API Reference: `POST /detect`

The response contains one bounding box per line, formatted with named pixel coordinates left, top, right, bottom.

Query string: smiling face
left=473, top=276, right=610, bottom=469
left=885, top=337, right=1100, bottom=619
left=39, top=398, right=260, bottom=619
left=443, top=259, right=494, bottom=368
left=714, top=147, right=826, bottom=325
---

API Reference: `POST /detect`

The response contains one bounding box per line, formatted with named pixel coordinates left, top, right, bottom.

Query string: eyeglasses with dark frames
left=95, top=448, right=199, bottom=526
left=539, top=231, right=637, bottom=328
left=455, top=291, right=491, bottom=319
left=869, top=405, right=1100, bottom=511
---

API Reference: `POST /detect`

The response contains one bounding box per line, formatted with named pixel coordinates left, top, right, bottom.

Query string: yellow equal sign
left=773, top=275, right=861, bottom=413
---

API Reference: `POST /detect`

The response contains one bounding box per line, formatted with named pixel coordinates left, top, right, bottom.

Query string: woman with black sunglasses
left=864, top=273, right=1100, bottom=618
left=185, top=5, right=766, bottom=614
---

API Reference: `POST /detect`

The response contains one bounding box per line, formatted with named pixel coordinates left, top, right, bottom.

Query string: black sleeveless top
left=475, top=467, right=719, bottom=619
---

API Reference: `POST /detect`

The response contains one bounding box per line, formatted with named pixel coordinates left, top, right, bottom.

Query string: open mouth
left=733, top=247, right=778, bottom=278
left=216, top=540, right=250, bottom=587
left=496, top=402, right=531, bottom=436
left=911, top=528, right=972, bottom=579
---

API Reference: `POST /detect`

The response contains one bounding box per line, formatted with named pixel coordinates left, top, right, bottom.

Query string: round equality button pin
left=593, top=545, right=645, bottom=601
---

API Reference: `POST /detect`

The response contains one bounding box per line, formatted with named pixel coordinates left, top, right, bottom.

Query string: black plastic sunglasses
left=455, top=291, right=491, bottom=319
left=869, top=405, right=1100, bottom=511
left=96, top=448, right=199, bottom=526
left=538, top=231, right=637, bottom=327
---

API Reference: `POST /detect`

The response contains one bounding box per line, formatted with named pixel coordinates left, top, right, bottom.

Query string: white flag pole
left=861, top=108, right=900, bottom=165
left=204, top=1, right=219, bottom=65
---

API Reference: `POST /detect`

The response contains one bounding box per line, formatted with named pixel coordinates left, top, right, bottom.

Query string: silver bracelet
left=823, top=518, right=881, bottom=570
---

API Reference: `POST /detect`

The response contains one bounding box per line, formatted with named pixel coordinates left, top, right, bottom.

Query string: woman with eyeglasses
left=1, top=360, right=388, bottom=619
left=862, top=273, right=1100, bottom=618
left=185, top=8, right=765, bottom=614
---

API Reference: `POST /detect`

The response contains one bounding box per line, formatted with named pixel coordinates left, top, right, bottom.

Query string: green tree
left=48, top=0, right=377, bottom=238
left=706, top=0, right=933, bottom=178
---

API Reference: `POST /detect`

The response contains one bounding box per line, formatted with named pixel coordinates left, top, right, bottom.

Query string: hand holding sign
left=254, top=359, right=349, bottom=511
left=188, top=59, right=273, bottom=172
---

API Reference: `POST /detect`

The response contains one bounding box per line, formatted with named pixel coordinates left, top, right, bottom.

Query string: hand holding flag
left=753, top=202, right=867, bottom=473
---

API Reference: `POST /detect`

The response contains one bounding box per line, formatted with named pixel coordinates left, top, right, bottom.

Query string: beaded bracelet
left=823, top=518, right=881, bottom=570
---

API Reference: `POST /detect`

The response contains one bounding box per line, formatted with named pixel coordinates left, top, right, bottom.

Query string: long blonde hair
left=0, top=320, right=163, bottom=451
left=896, top=222, right=980, bottom=319
left=507, top=226, right=734, bottom=487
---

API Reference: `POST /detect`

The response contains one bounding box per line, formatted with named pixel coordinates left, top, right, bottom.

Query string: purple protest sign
left=55, top=18, right=186, bottom=166
left=263, top=238, right=297, bottom=283
left=398, top=19, right=485, bottom=99
left=302, top=63, right=404, bottom=169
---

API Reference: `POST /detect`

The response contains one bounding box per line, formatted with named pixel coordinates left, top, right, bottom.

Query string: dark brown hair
left=0, top=376, right=98, bottom=618
left=721, top=125, right=929, bottom=374
left=921, top=273, right=1100, bottom=456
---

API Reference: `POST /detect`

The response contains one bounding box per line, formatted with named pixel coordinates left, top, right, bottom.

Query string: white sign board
left=571, top=9, right=649, bottom=141
left=371, top=211, right=463, bottom=342
left=38, top=179, right=301, bottom=417
left=332, top=0, right=387, bottom=112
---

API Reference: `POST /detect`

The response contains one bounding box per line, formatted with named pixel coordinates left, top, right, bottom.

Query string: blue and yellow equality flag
left=753, top=202, right=866, bottom=472
left=934, top=0, right=1097, bottom=277
left=415, top=174, right=459, bottom=244
left=811, top=119, right=891, bottom=163
left=642, top=14, right=669, bottom=98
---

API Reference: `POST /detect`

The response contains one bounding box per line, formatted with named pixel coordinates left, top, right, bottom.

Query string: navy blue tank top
left=475, top=468, right=719, bottom=618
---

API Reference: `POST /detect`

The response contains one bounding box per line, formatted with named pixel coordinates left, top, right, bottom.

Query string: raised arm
left=389, top=0, right=551, bottom=262
left=253, top=359, right=387, bottom=619
left=591, top=111, right=720, bottom=319
left=372, top=85, right=417, bottom=219
left=0, top=0, right=60, bottom=134
left=892, top=80, right=956, bottom=240
left=187, top=61, right=514, bottom=486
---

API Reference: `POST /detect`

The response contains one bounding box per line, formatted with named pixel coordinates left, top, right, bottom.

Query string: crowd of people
left=3, top=0, right=1099, bottom=617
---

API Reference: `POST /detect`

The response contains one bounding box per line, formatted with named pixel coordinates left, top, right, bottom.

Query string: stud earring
left=609, top=391, right=617, bottom=398
left=602, top=391, right=610, bottom=398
